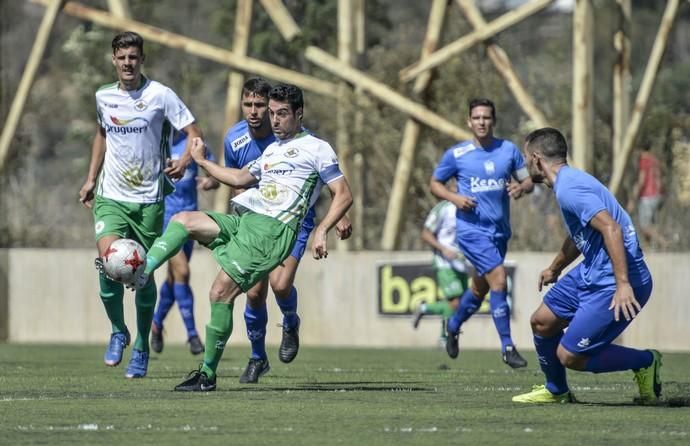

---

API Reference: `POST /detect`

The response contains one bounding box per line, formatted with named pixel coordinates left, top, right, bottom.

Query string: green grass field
left=0, top=344, right=688, bottom=445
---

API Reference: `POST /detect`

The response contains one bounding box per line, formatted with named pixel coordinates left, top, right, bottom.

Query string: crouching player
left=513, top=128, right=661, bottom=404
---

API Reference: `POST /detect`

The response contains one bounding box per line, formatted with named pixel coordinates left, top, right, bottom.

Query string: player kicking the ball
left=132, top=84, right=353, bottom=391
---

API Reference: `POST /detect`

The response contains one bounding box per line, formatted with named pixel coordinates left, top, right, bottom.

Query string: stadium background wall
left=0, top=249, right=687, bottom=352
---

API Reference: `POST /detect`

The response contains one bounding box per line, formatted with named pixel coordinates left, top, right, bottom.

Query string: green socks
left=424, top=301, right=453, bottom=318
left=144, top=221, right=189, bottom=274
left=201, top=302, right=234, bottom=379
left=99, top=273, right=127, bottom=333
left=133, top=279, right=157, bottom=352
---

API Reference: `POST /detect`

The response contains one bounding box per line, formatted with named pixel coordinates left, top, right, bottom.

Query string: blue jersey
left=433, top=138, right=526, bottom=239
left=224, top=120, right=276, bottom=171
left=554, top=166, right=650, bottom=287
left=165, top=134, right=215, bottom=215
left=223, top=120, right=316, bottom=228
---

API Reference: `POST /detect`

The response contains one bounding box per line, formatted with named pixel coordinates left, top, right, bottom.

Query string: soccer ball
left=102, top=239, right=147, bottom=284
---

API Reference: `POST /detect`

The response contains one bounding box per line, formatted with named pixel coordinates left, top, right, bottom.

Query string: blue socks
left=244, top=303, right=268, bottom=360
left=276, top=286, right=299, bottom=329
left=489, top=290, right=513, bottom=352
left=535, top=333, right=569, bottom=395
left=585, top=344, right=654, bottom=373
left=153, top=280, right=175, bottom=329
left=447, top=289, right=482, bottom=334
left=174, top=283, right=198, bottom=339
left=154, top=281, right=199, bottom=339
left=446, top=289, right=514, bottom=354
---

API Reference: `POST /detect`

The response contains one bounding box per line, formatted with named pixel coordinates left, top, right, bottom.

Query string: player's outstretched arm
left=79, top=126, right=106, bottom=209
left=190, top=137, right=257, bottom=188
left=312, top=177, right=353, bottom=259
left=166, top=123, right=202, bottom=179
left=590, top=210, right=639, bottom=321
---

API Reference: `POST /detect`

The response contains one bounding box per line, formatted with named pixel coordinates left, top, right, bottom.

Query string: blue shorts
left=456, top=229, right=507, bottom=276
left=544, top=265, right=653, bottom=356
left=289, top=206, right=316, bottom=260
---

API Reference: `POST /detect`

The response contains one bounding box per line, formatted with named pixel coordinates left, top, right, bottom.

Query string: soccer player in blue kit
left=224, top=78, right=352, bottom=383
left=430, top=98, right=532, bottom=368
left=150, top=130, right=218, bottom=356
left=512, top=128, right=661, bottom=404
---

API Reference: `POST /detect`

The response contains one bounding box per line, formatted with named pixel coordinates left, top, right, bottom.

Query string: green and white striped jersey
left=95, top=76, right=195, bottom=203
left=232, top=131, right=343, bottom=231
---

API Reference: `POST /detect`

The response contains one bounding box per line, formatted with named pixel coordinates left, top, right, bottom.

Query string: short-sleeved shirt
left=423, top=201, right=468, bottom=273
left=232, top=131, right=343, bottom=232
left=224, top=121, right=317, bottom=227
left=95, top=76, right=195, bottom=204
left=433, top=138, right=527, bottom=240
left=164, top=133, right=215, bottom=217
left=554, top=166, right=651, bottom=287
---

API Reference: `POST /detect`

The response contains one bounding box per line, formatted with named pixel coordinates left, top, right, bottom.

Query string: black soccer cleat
left=174, top=368, right=216, bottom=392
left=445, top=330, right=460, bottom=359
left=150, top=322, right=163, bottom=354
left=278, top=316, right=300, bottom=363
left=503, top=345, right=528, bottom=369
left=239, top=358, right=271, bottom=384
left=188, top=336, right=205, bottom=355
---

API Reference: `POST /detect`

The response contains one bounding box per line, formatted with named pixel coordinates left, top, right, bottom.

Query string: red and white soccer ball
left=102, top=239, right=147, bottom=284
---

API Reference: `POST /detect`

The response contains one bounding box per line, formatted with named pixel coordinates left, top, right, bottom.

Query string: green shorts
left=436, top=267, right=468, bottom=301
left=203, top=211, right=296, bottom=292
left=92, top=195, right=164, bottom=250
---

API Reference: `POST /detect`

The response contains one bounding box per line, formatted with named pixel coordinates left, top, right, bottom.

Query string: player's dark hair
left=269, top=84, right=304, bottom=112
left=468, top=98, right=496, bottom=120
left=525, top=127, right=569, bottom=162
left=242, top=77, right=272, bottom=98
left=112, top=31, right=144, bottom=54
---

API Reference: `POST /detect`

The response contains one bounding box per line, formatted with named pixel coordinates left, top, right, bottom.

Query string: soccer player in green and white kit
left=132, top=84, right=353, bottom=391
left=79, top=31, right=202, bottom=379
left=412, top=200, right=470, bottom=345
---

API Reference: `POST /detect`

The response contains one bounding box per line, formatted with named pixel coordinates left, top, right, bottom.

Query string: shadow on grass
left=576, top=397, right=690, bottom=407
left=219, top=383, right=437, bottom=393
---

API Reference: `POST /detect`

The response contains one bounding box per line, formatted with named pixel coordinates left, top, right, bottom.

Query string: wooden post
left=456, top=0, right=549, bottom=128
left=351, top=0, right=366, bottom=251
left=257, top=0, right=300, bottom=41
left=337, top=0, right=354, bottom=184
left=336, top=0, right=354, bottom=251
left=213, top=0, right=254, bottom=213
left=305, top=46, right=472, bottom=141
left=399, top=0, right=553, bottom=82
left=30, top=0, right=338, bottom=98
left=381, top=0, right=447, bottom=251
left=0, top=0, right=64, bottom=173
left=612, top=0, right=631, bottom=175
left=572, top=0, right=593, bottom=171
left=610, top=0, right=679, bottom=195
left=106, top=0, right=131, bottom=18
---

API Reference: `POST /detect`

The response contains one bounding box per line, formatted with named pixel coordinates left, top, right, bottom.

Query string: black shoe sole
left=174, top=384, right=216, bottom=392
